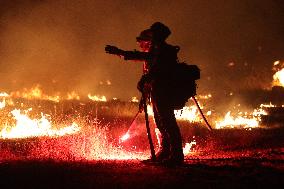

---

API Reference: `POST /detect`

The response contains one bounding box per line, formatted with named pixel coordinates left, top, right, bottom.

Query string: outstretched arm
left=105, top=45, right=151, bottom=61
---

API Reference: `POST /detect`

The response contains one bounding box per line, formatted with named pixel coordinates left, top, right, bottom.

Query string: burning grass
left=0, top=93, right=283, bottom=163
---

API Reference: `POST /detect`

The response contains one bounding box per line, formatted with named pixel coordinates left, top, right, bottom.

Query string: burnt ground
left=0, top=157, right=283, bottom=189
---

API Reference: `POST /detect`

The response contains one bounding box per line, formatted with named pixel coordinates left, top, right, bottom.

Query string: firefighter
left=105, top=22, right=184, bottom=165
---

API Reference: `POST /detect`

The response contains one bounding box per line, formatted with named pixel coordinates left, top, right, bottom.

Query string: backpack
left=170, top=62, right=200, bottom=109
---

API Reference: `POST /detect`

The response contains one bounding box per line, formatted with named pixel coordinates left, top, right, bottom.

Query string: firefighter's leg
left=156, top=103, right=184, bottom=164
left=152, top=101, right=171, bottom=161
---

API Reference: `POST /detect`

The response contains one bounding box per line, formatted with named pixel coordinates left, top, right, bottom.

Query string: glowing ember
left=0, top=109, right=80, bottom=139
left=197, top=93, right=212, bottom=99
left=260, top=103, right=276, bottom=108
left=88, top=94, right=107, bottom=102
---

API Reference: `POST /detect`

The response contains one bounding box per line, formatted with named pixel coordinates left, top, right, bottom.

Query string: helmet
left=136, top=29, right=153, bottom=42
left=150, top=22, right=171, bottom=42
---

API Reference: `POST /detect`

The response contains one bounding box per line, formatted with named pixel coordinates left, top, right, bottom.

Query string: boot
left=162, top=150, right=184, bottom=165
left=155, top=149, right=170, bottom=161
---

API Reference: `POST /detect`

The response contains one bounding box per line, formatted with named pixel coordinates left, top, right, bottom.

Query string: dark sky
left=0, top=0, right=283, bottom=100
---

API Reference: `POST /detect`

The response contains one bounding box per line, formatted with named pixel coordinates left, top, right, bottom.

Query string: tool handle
left=142, top=93, right=156, bottom=160
left=192, top=96, right=213, bottom=131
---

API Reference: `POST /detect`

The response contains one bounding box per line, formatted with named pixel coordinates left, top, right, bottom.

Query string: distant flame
left=273, top=68, right=284, bottom=87
left=131, top=96, right=139, bottom=102
left=215, top=105, right=267, bottom=129
left=272, top=60, right=284, bottom=87
left=10, top=85, right=60, bottom=102
left=88, top=94, right=107, bottom=102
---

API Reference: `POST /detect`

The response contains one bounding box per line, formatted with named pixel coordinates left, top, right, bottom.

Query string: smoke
left=0, top=0, right=283, bottom=100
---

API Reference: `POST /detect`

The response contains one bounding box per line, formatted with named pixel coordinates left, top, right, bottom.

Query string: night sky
left=0, top=0, right=283, bottom=100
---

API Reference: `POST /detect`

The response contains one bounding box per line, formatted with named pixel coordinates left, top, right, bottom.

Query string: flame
left=0, top=98, right=5, bottom=109
left=215, top=105, right=267, bottom=129
left=10, top=85, right=60, bottom=102
left=215, top=111, right=259, bottom=129
left=88, top=94, right=107, bottom=102
left=197, top=93, right=212, bottom=100
left=183, top=138, right=197, bottom=155
left=0, top=109, right=80, bottom=139
left=272, top=60, right=284, bottom=87
left=174, top=106, right=202, bottom=122
left=0, top=92, right=9, bottom=97
left=273, top=68, right=284, bottom=87
left=147, top=105, right=202, bottom=122
left=131, top=96, right=139, bottom=102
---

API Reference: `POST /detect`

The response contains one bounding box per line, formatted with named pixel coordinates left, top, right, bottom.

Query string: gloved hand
left=137, top=74, right=152, bottom=93
left=105, top=45, right=123, bottom=55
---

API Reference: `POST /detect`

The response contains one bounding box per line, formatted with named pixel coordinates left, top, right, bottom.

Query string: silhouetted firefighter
left=105, top=22, right=200, bottom=165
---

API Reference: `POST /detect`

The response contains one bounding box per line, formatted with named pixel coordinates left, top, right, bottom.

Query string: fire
left=183, top=137, right=197, bottom=155
left=0, top=98, right=5, bottom=109
left=215, top=111, right=259, bottom=129
left=273, top=68, right=284, bottom=87
left=174, top=105, right=202, bottom=122
left=147, top=104, right=203, bottom=122
left=67, top=91, right=80, bottom=100
left=0, top=109, right=80, bottom=139
left=88, top=94, right=107, bottom=102
left=10, top=85, right=60, bottom=102
left=272, top=60, right=284, bottom=87
left=131, top=96, right=139, bottom=102
left=197, top=93, right=212, bottom=100
left=215, top=105, right=267, bottom=129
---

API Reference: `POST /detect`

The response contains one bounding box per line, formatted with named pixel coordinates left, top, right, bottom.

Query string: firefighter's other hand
left=105, top=45, right=122, bottom=55
left=137, top=74, right=151, bottom=92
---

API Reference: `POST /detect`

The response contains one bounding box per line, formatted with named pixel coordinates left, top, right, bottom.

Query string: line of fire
left=0, top=60, right=283, bottom=162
